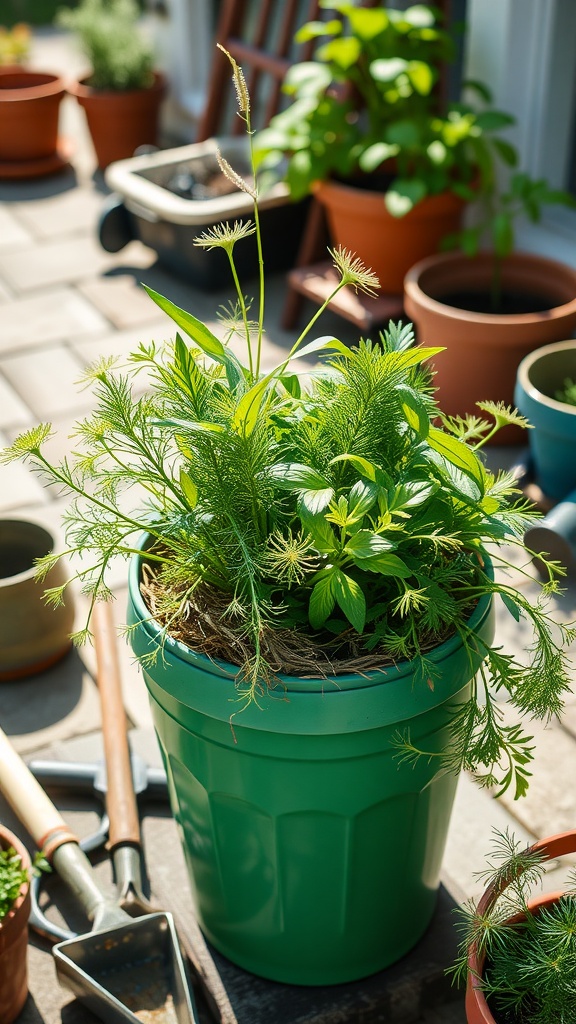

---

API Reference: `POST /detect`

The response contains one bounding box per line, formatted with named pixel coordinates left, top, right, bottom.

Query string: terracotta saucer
left=0, top=137, right=74, bottom=180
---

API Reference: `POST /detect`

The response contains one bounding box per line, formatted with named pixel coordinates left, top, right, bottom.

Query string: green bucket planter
left=128, top=548, right=494, bottom=985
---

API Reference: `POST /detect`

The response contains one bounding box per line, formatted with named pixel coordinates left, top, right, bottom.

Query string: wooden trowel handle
left=0, top=725, right=77, bottom=858
left=92, top=602, right=141, bottom=849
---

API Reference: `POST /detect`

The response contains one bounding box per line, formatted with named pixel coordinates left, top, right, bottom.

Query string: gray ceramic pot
left=0, top=519, right=75, bottom=681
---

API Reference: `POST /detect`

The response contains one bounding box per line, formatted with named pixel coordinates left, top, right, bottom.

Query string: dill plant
left=451, top=830, right=576, bottom=1024
left=2, top=48, right=574, bottom=800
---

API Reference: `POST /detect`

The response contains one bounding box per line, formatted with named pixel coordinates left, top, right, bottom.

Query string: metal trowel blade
left=53, top=911, right=198, bottom=1024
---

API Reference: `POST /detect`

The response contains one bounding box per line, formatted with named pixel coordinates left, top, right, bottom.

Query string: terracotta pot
left=0, top=68, right=66, bottom=164
left=69, top=72, right=167, bottom=170
left=314, top=179, right=467, bottom=293
left=465, top=829, right=576, bottom=1024
left=0, top=518, right=75, bottom=681
left=0, top=826, right=31, bottom=1024
left=404, top=252, right=576, bottom=444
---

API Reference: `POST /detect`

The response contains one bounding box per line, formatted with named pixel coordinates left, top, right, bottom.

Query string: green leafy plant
left=555, top=378, right=576, bottom=407
left=2, top=46, right=574, bottom=800
left=451, top=830, right=576, bottom=1024
left=0, top=845, right=49, bottom=920
left=0, top=23, right=31, bottom=65
left=254, top=2, right=513, bottom=215
left=56, top=0, right=154, bottom=91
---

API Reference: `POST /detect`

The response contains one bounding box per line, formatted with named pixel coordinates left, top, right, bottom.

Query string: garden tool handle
left=0, top=724, right=77, bottom=857
left=92, top=601, right=141, bottom=849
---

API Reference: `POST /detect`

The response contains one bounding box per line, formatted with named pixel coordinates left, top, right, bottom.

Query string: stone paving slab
left=0, top=205, right=34, bottom=249
left=0, top=343, right=90, bottom=420
left=0, top=287, right=108, bottom=353
left=11, top=185, right=108, bottom=241
left=0, top=373, right=33, bottom=431
left=0, top=235, right=154, bottom=294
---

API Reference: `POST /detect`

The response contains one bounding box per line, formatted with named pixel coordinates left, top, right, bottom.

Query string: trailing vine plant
left=2, top=48, right=574, bottom=800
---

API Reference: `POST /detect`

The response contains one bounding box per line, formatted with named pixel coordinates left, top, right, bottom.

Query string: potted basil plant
left=253, top=1, right=516, bottom=293
left=2, top=48, right=574, bottom=987
left=452, top=828, right=576, bottom=1024
left=56, top=0, right=166, bottom=170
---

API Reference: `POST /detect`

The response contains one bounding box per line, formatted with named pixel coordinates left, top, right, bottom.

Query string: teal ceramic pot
left=515, top=340, right=576, bottom=501
left=128, top=547, right=494, bottom=985
left=524, top=488, right=576, bottom=570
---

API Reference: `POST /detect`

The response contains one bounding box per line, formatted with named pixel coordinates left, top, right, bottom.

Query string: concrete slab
left=0, top=430, right=50, bottom=511
left=0, top=373, right=33, bottom=431
left=0, top=344, right=91, bottom=420
left=78, top=273, right=175, bottom=329
left=0, top=205, right=34, bottom=249
left=12, top=186, right=107, bottom=241
left=0, top=287, right=108, bottom=353
left=0, top=236, right=154, bottom=293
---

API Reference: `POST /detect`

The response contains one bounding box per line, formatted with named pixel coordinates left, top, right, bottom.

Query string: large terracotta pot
left=404, top=251, right=576, bottom=444
left=0, top=826, right=31, bottom=1024
left=466, top=829, right=576, bottom=1024
left=69, top=72, right=167, bottom=170
left=0, top=68, right=66, bottom=175
left=314, top=178, right=467, bottom=293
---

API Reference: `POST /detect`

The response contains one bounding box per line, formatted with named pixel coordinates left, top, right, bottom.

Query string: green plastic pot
left=128, top=550, right=494, bottom=985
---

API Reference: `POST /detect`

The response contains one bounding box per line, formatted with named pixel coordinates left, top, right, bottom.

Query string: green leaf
left=179, top=469, right=198, bottom=508
left=500, top=592, right=521, bottom=621
left=390, top=480, right=436, bottom=510
left=359, top=142, right=399, bottom=173
left=299, top=487, right=336, bottom=516
left=402, top=5, right=435, bottom=28
left=316, top=36, right=361, bottom=70
left=329, top=453, right=378, bottom=481
left=332, top=569, right=366, bottom=632
left=358, top=553, right=411, bottom=578
left=345, top=530, right=396, bottom=558
left=283, top=61, right=332, bottom=95
left=306, top=517, right=338, bottom=554
left=385, top=178, right=427, bottom=217
left=348, top=479, right=378, bottom=519
left=142, top=286, right=243, bottom=390
left=309, top=573, right=336, bottom=629
left=462, top=78, right=492, bottom=103
left=347, top=5, right=389, bottom=38
left=395, top=384, right=430, bottom=439
left=473, top=110, right=516, bottom=132
left=491, top=137, right=518, bottom=167
left=268, top=463, right=332, bottom=491
left=370, top=57, right=408, bottom=83
left=385, top=120, right=421, bottom=148
left=406, top=60, right=434, bottom=96
left=294, top=19, right=341, bottom=43
left=231, top=377, right=271, bottom=437
left=427, top=427, right=485, bottom=491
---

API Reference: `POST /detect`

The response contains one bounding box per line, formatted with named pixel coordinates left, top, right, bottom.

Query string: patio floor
left=0, top=27, right=575, bottom=1024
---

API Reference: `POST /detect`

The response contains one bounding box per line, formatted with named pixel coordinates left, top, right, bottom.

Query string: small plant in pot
left=56, top=0, right=166, bottom=170
left=2, top=50, right=575, bottom=986
left=253, top=1, right=519, bottom=293
left=403, top=173, right=576, bottom=440
left=0, top=826, right=48, bottom=1024
left=452, top=828, right=576, bottom=1024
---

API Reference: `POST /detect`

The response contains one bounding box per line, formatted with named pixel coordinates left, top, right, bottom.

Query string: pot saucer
left=0, top=137, right=73, bottom=179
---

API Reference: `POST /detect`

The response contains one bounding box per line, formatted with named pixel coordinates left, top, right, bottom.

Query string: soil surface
left=438, top=290, right=555, bottom=315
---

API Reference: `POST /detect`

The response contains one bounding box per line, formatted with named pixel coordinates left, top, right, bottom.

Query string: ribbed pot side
left=128, top=546, right=495, bottom=986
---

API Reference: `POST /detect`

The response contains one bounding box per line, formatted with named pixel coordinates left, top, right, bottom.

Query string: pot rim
left=516, top=339, right=576, bottom=416
left=0, top=518, right=55, bottom=589
left=0, top=68, right=67, bottom=102
left=68, top=69, right=166, bottom=100
left=129, top=536, right=493, bottom=692
left=404, top=250, right=576, bottom=325
left=0, top=824, right=31, bottom=948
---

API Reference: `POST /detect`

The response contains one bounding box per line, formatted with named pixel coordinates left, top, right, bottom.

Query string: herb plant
left=254, top=1, right=513, bottom=216
left=2, top=47, right=574, bottom=800
left=0, top=845, right=48, bottom=921
left=555, top=378, right=576, bottom=407
left=56, top=0, right=155, bottom=92
left=451, top=830, right=576, bottom=1024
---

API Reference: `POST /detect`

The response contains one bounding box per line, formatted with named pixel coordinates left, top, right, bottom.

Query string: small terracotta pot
left=314, top=179, right=467, bottom=293
left=465, top=829, right=576, bottom=1024
left=69, top=71, right=167, bottom=170
left=404, top=251, right=576, bottom=443
left=0, top=826, right=31, bottom=1024
left=0, top=68, right=66, bottom=163
left=0, top=518, right=75, bottom=681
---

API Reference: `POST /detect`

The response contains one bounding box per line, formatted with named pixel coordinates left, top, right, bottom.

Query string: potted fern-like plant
left=452, top=828, right=576, bottom=1024
left=2, top=49, right=574, bottom=987
left=57, top=0, right=166, bottom=170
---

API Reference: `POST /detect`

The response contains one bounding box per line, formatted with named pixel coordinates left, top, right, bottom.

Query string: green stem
left=227, top=249, right=254, bottom=381
left=289, top=279, right=350, bottom=356
left=248, top=121, right=265, bottom=379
